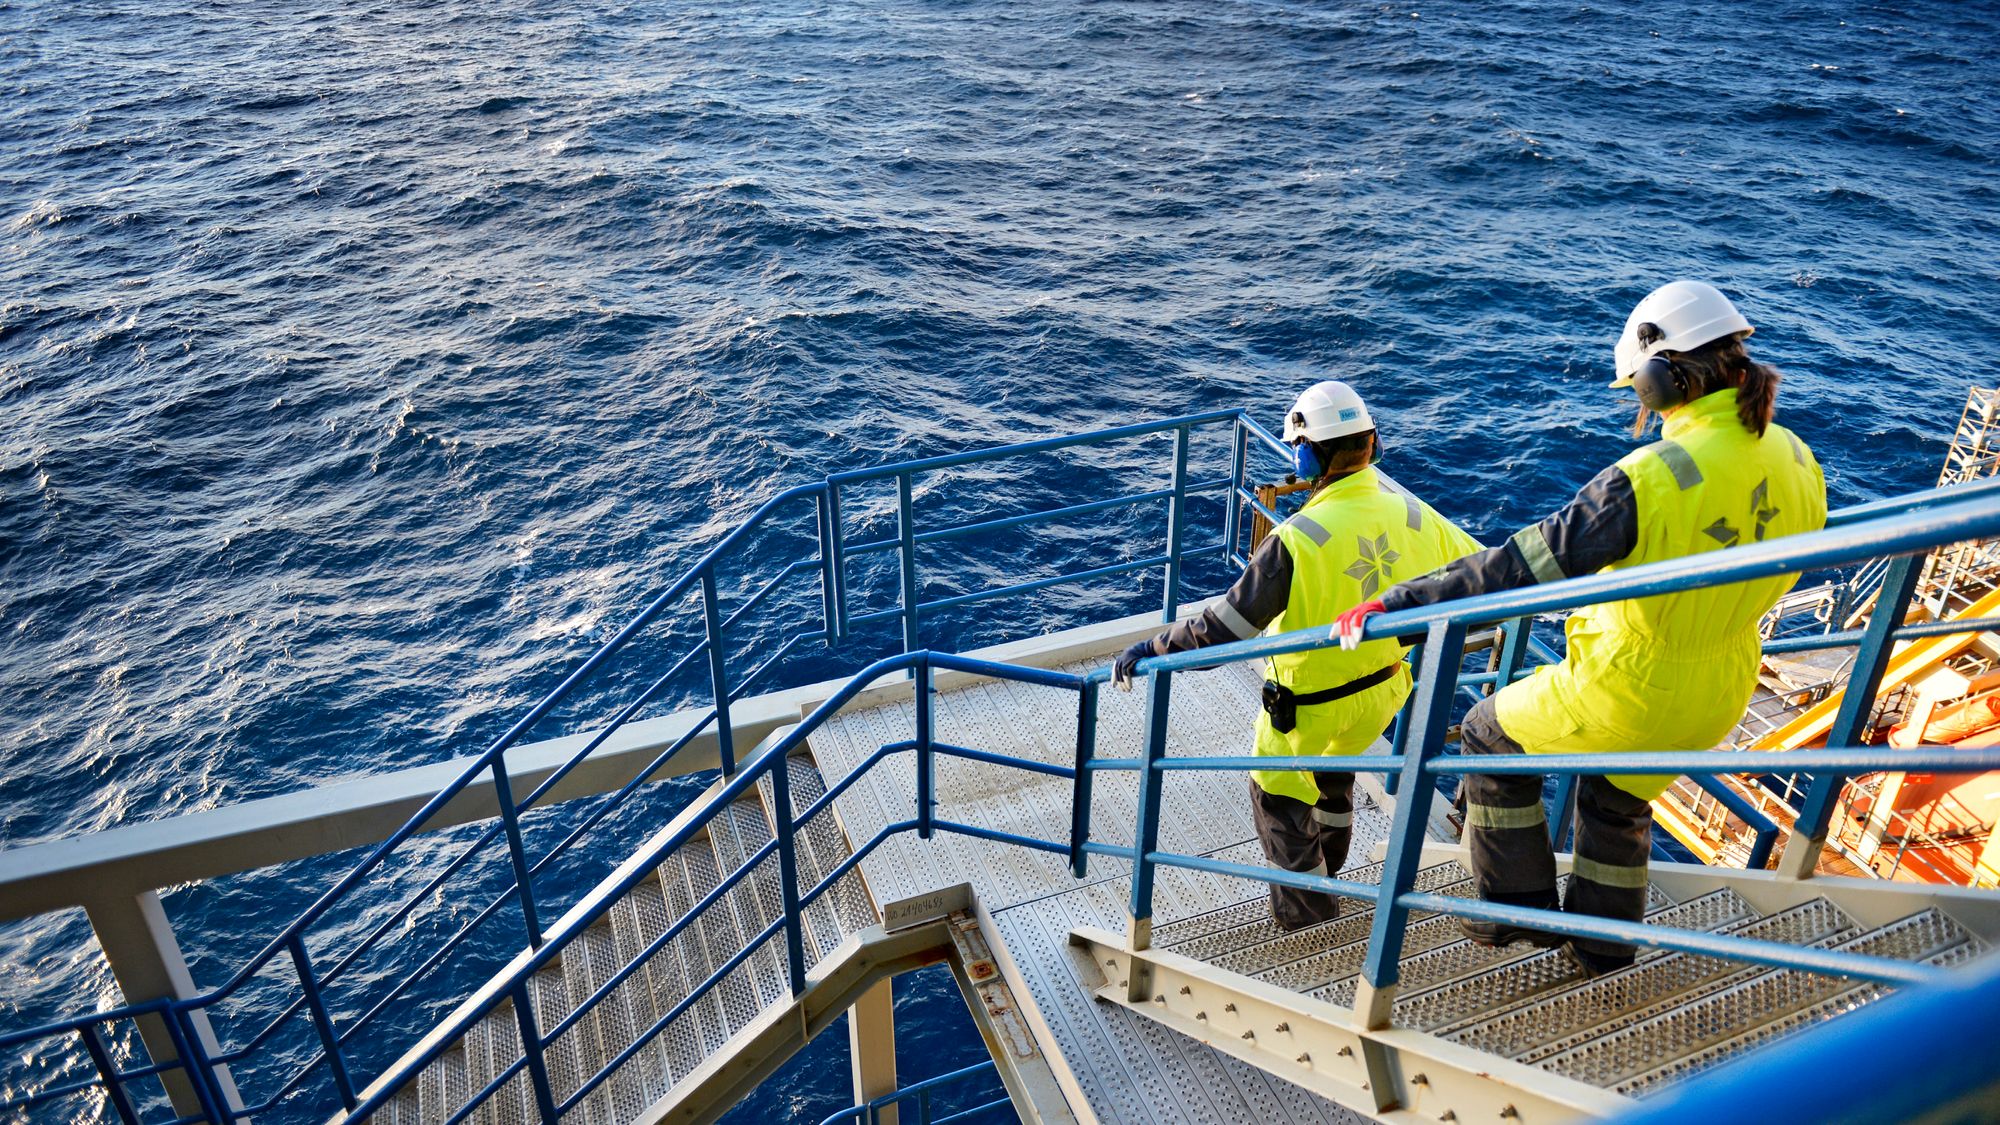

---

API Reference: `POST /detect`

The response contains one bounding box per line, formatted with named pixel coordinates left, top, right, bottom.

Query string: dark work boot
left=1564, top=941, right=1635, bottom=978
left=1457, top=889, right=1562, bottom=948
left=1458, top=916, right=1565, bottom=949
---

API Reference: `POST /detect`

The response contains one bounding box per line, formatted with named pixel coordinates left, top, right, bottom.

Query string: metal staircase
left=1074, top=859, right=1982, bottom=1118
left=363, top=751, right=881, bottom=1125
left=10, top=410, right=2000, bottom=1125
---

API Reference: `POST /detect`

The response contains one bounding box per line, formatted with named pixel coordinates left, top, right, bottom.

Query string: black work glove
left=1112, top=639, right=1157, bottom=692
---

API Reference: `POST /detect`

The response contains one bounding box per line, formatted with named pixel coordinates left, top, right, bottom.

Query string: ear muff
left=1291, top=441, right=1322, bottom=481
left=1631, top=353, right=1688, bottom=412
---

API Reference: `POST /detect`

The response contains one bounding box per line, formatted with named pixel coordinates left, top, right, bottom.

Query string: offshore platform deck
left=6, top=408, right=2000, bottom=1125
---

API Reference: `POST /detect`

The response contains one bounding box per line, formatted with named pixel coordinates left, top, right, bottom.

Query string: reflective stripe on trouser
left=1249, top=772, right=1355, bottom=931
left=1458, top=697, right=1651, bottom=962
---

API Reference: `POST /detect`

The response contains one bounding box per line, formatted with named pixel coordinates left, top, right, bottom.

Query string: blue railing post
left=288, top=935, right=357, bottom=1111
left=827, top=483, right=851, bottom=642
left=916, top=657, right=935, bottom=839
left=1223, top=418, right=1249, bottom=566
left=772, top=757, right=809, bottom=996
left=1126, top=665, right=1174, bottom=972
left=817, top=487, right=842, bottom=647
left=511, top=980, right=561, bottom=1123
left=78, top=1022, right=140, bottom=1125
left=163, top=1005, right=230, bottom=1125
left=1160, top=425, right=1192, bottom=623
left=898, top=473, right=921, bottom=653
left=1549, top=774, right=1578, bottom=850
left=702, top=569, right=737, bottom=775
left=1382, top=641, right=1423, bottom=798
left=1357, top=620, right=1467, bottom=1027
left=1775, top=552, right=1925, bottom=879
left=490, top=758, right=544, bottom=948
left=1493, top=616, right=1531, bottom=687
left=1070, top=679, right=1100, bottom=878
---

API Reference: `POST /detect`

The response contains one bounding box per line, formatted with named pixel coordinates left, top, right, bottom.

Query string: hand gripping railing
left=23, top=418, right=2000, bottom=1122
left=1091, top=480, right=2000, bottom=1006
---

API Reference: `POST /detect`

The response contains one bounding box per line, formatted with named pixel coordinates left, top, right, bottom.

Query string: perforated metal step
left=393, top=809, right=829, bottom=1125
left=1542, top=908, right=1981, bottom=1095
left=756, top=752, right=880, bottom=965
left=1448, top=897, right=1860, bottom=1063
left=676, top=828, right=769, bottom=1045
left=460, top=994, right=534, bottom=1125
left=1394, top=888, right=1756, bottom=1034
left=1155, top=860, right=1473, bottom=977
left=1307, top=881, right=1673, bottom=1008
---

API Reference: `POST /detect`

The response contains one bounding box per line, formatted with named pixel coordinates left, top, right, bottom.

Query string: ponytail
left=1735, top=354, right=1779, bottom=437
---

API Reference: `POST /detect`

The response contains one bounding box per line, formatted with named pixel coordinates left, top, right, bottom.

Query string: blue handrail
left=12, top=411, right=2000, bottom=1124
left=817, top=1060, right=1010, bottom=1125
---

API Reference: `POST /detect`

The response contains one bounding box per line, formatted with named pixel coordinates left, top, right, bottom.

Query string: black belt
left=1261, top=663, right=1400, bottom=734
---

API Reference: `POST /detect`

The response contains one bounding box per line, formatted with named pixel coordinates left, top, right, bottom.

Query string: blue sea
left=3, top=1, right=1997, bottom=1120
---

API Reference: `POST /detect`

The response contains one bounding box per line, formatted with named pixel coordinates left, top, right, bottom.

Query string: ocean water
left=3, top=0, right=1997, bottom=1120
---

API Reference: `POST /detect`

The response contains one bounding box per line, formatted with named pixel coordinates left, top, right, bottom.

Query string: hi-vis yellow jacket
left=1253, top=469, right=1483, bottom=802
left=1384, top=389, right=1827, bottom=801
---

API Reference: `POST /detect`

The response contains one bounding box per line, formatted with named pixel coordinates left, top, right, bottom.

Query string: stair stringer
left=1067, top=926, right=1627, bottom=1124
left=630, top=916, right=953, bottom=1125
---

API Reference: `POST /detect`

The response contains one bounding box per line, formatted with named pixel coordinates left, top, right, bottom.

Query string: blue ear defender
left=1291, top=440, right=1322, bottom=481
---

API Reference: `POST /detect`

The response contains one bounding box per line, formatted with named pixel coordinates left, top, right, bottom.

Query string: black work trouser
left=1249, top=771, right=1355, bottom=931
left=1457, top=697, right=1652, bottom=964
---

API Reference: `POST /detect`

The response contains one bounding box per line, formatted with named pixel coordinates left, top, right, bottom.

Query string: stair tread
left=678, top=828, right=771, bottom=1041
left=559, top=919, right=653, bottom=1123
left=1448, top=897, right=1858, bottom=1062
left=1309, top=882, right=1673, bottom=1009
left=708, top=799, right=791, bottom=1007
left=1395, top=889, right=1756, bottom=1033
left=1618, top=928, right=1983, bottom=1096
left=758, top=753, right=879, bottom=965
left=1539, top=907, right=1978, bottom=1091
left=1238, top=875, right=1663, bottom=1000
left=463, top=999, right=536, bottom=1125
left=626, top=868, right=708, bottom=1087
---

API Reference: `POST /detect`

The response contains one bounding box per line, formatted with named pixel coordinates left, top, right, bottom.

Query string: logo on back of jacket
left=1702, top=477, right=1780, bottom=547
left=1346, top=534, right=1400, bottom=599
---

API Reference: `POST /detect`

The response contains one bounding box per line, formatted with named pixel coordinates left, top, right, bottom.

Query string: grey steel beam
left=0, top=605, right=1192, bottom=926
left=83, top=891, right=246, bottom=1122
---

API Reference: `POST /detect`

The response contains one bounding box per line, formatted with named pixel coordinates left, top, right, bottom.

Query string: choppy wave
left=2, top=0, right=1996, bottom=1120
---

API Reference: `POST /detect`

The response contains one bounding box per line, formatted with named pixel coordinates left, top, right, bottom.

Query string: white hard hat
left=1282, top=380, right=1375, bottom=443
left=1611, top=280, right=1754, bottom=388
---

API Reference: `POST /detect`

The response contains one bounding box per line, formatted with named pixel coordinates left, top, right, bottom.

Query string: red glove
left=1332, top=600, right=1386, bottom=651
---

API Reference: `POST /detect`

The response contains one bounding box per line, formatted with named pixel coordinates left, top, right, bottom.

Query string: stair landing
left=808, top=661, right=1385, bottom=1123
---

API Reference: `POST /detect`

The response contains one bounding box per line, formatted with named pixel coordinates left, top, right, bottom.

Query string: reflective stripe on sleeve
left=1404, top=495, right=1423, bottom=532
left=1286, top=512, right=1331, bottom=547
left=1465, top=802, right=1547, bottom=830
left=1785, top=431, right=1807, bottom=466
left=1312, top=809, right=1353, bottom=828
left=1509, top=525, right=1567, bottom=585
left=1650, top=439, right=1704, bottom=490
left=1570, top=854, right=1650, bottom=889
left=1211, top=598, right=1261, bottom=641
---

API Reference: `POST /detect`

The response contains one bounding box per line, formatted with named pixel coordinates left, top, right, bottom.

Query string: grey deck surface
left=807, top=661, right=1386, bottom=1124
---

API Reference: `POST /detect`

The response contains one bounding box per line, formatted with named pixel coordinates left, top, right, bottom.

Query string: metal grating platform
left=808, top=662, right=1295, bottom=911
left=811, top=661, right=1393, bottom=1124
